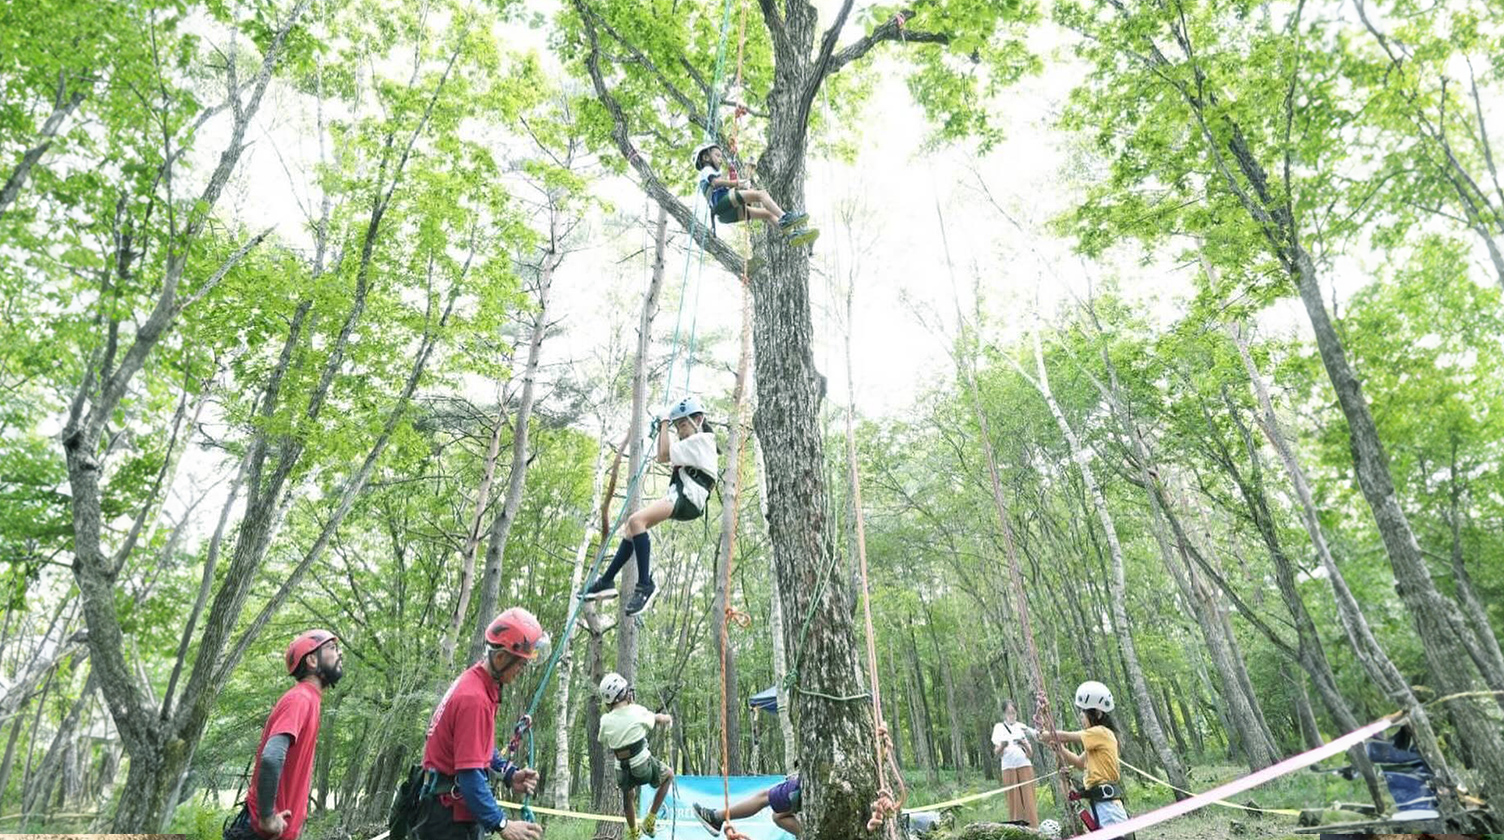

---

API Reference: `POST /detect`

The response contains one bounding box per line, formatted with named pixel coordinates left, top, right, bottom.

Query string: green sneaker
left=642, top=813, right=657, bottom=837
left=788, top=227, right=820, bottom=247
left=626, top=826, right=641, bottom=840
left=777, top=211, right=809, bottom=231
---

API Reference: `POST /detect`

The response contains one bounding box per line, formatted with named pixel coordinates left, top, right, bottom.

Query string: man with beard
left=224, top=629, right=344, bottom=840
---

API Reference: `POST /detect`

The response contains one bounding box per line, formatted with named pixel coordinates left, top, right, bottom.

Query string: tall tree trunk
left=713, top=279, right=753, bottom=776
left=548, top=430, right=610, bottom=807
left=1446, top=442, right=1504, bottom=700
left=468, top=244, right=558, bottom=662
left=1160, top=684, right=1188, bottom=756
left=1018, top=334, right=1190, bottom=793
left=24, top=670, right=97, bottom=822
left=616, top=205, right=666, bottom=687
left=1229, top=322, right=1466, bottom=793
left=1285, top=666, right=1322, bottom=751
left=1069, top=335, right=1279, bottom=771
left=763, top=437, right=799, bottom=773
left=903, top=621, right=937, bottom=785
left=0, top=700, right=27, bottom=809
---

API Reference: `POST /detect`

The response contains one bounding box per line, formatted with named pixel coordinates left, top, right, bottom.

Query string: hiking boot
left=777, top=211, right=809, bottom=231
left=693, top=803, right=724, bottom=836
left=580, top=577, right=618, bottom=601
left=624, top=584, right=658, bottom=617
left=642, top=812, right=657, bottom=836
left=787, top=227, right=820, bottom=247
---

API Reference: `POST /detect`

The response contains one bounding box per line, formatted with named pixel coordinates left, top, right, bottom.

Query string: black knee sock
left=633, top=532, right=653, bottom=589
left=598, top=538, right=634, bottom=585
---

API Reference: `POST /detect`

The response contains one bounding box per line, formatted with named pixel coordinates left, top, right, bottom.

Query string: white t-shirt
left=667, top=432, right=718, bottom=509
left=600, top=703, right=658, bottom=771
left=698, top=165, right=722, bottom=201
left=991, top=720, right=1034, bottom=770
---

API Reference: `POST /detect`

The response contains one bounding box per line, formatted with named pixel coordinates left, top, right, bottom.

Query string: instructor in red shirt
left=419, top=607, right=548, bottom=840
left=224, top=629, right=343, bottom=840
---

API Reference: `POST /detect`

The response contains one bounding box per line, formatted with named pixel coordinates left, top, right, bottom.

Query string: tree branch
left=571, top=0, right=744, bottom=277
left=825, top=18, right=948, bottom=79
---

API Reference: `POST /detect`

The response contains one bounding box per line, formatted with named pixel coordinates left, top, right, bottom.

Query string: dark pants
left=223, top=806, right=260, bottom=840
left=414, top=796, right=483, bottom=840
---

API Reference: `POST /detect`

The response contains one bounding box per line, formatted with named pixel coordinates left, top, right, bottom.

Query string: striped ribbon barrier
left=903, top=769, right=1063, bottom=813
left=1072, top=713, right=1401, bottom=840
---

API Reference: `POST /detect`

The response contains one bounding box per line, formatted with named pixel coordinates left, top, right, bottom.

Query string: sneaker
left=777, top=211, right=809, bottom=231
left=580, top=577, right=618, bottom=601
left=787, top=227, right=820, bottom=247
left=626, top=826, right=641, bottom=840
left=624, top=584, right=658, bottom=617
left=693, top=803, right=724, bottom=836
left=642, top=813, right=657, bottom=836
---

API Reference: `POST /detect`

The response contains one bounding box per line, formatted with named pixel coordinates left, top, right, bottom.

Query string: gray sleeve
left=257, top=734, right=293, bottom=817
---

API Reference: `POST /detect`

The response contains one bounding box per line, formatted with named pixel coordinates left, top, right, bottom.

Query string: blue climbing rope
left=506, top=0, right=743, bottom=821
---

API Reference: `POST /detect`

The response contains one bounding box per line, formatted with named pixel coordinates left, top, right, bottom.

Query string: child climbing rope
left=1038, top=681, right=1134, bottom=836
left=598, top=673, right=675, bottom=839
left=692, top=774, right=802, bottom=837
left=582, top=397, right=719, bottom=617
left=693, top=143, right=818, bottom=247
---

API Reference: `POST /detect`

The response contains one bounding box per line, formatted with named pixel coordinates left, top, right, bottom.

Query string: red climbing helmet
left=285, top=629, right=338, bottom=675
left=484, top=607, right=550, bottom=660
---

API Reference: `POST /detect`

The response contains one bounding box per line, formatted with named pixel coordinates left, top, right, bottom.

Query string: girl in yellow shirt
left=1039, top=680, right=1132, bottom=832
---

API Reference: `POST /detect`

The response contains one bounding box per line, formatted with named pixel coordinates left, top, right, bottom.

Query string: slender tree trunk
left=1446, top=445, right=1504, bottom=701
left=903, top=621, right=937, bottom=785
left=1229, top=322, right=1465, bottom=795
left=0, top=700, right=27, bottom=809
left=24, top=670, right=97, bottom=822
left=468, top=246, right=558, bottom=662
left=713, top=279, right=753, bottom=776
left=1019, top=334, right=1190, bottom=792
left=549, top=432, right=610, bottom=807
left=1160, top=684, right=1188, bottom=756
left=763, top=437, right=799, bottom=773
left=1285, top=666, right=1322, bottom=751
left=440, top=384, right=509, bottom=667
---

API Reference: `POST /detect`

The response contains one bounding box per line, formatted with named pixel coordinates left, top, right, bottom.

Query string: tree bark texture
left=713, top=278, right=754, bottom=776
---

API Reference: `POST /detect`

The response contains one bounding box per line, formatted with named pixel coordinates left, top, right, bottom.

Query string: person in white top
left=991, top=698, right=1039, bottom=827
left=691, top=143, right=817, bottom=252
left=583, top=396, right=720, bottom=618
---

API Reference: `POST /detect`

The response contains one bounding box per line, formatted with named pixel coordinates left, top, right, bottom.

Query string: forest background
left=1, top=0, right=1502, bottom=837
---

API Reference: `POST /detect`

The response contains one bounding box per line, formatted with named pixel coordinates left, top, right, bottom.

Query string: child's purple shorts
left=768, top=775, right=802, bottom=815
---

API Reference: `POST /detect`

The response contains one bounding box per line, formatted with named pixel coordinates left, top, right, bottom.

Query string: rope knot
left=866, top=788, right=900, bottom=831
left=625, top=145, right=641, bottom=163
left=892, top=11, right=907, bottom=28
left=724, top=822, right=752, bottom=840
left=725, top=605, right=753, bottom=628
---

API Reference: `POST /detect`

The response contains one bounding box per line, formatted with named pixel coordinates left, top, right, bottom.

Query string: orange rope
left=718, top=5, right=751, bottom=823
left=847, top=362, right=905, bottom=833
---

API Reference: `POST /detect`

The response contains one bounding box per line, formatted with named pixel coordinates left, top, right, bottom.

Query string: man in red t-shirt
left=418, top=608, right=548, bottom=840
left=223, top=629, right=343, bottom=840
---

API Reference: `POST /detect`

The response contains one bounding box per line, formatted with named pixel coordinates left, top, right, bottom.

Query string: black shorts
left=669, top=488, right=705, bottom=521
left=712, top=190, right=744, bottom=224
left=414, top=795, right=484, bottom=840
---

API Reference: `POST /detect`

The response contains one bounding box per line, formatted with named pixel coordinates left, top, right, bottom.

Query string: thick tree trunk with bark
left=1019, top=335, right=1190, bottom=792
left=763, top=437, right=799, bottom=773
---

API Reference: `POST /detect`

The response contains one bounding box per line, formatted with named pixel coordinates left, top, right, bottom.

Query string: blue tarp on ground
left=639, top=774, right=794, bottom=840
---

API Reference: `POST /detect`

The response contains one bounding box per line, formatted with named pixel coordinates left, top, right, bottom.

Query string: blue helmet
left=668, top=397, right=704, bottom=421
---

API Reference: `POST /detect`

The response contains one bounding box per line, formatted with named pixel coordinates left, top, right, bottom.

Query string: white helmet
left=1074, top=680, right=1115, bottom=713
left=668, top=396, right=704, bottom=421
left=1038, top=818, right=1061, bottom=839
left=599, top=672, right=630, bottom=704
left=691, top=142, right=719, bottom=169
